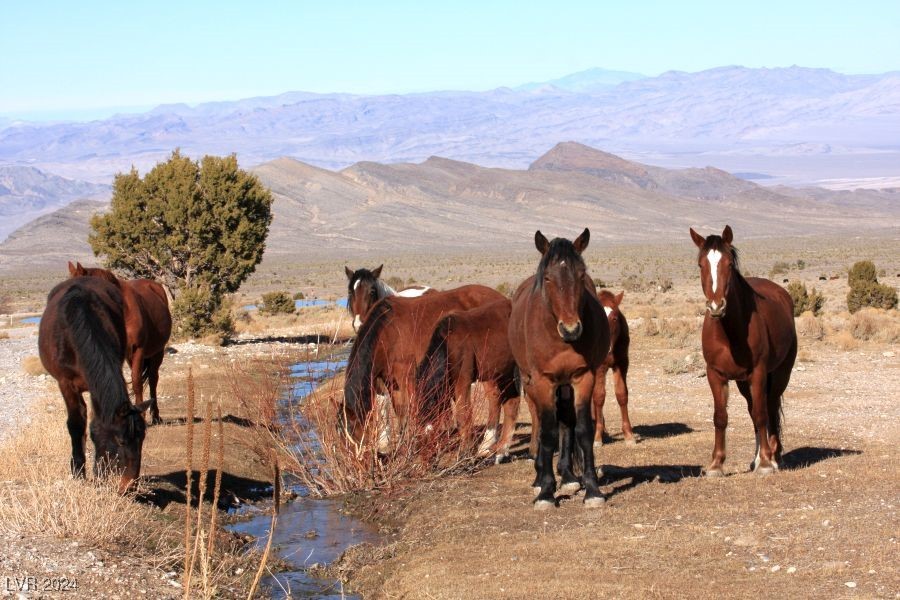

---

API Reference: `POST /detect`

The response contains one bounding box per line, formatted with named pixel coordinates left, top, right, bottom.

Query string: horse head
left=690, top=225, right=737, bottom=318
left=89, top=400, right=151, bottom=493
left=599, top=290, right=625, bottom=346
left=534, top=228, right=590, bottom=342
left=345, top=264, right=383, bottom=332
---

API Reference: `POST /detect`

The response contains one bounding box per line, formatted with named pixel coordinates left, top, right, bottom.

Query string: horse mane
left=343, top=298, right=393, bottom=424
left=83, top=267, right=121, bottom=287
left=59, top=282, right=130, bottom=422
left=375, top=278, right=396, bottom=298
left=533, top=237, right=585, bottom=292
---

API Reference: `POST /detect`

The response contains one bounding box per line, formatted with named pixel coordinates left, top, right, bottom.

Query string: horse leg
left=591, top=365, right=608, bottom=447
left=60, top=381, right=87, bottom=478
left=477, top=380, right=500, bottom=456
left=574, top=374, right=604, bottom=507
left=130, top=346, right=144, bottom=407
left=705, top=367, right=729, bottom=477
left=749, top=368, right=776, bottom=474
left=556, top=385, right=580, bottom=495
left=526, top=390, right=539, bottom=461
left=767, top=339, right=797, bottom=466
left=528, top=377, right=558, bottom=509
left=614, top=359, right=638, bottom=445
left=736, top=380, right=755, bottom=470
left=454, top=375, right=476, bottom=450
left=493, top=377, right=520, bottom=459
left=145, top=352, right=164, bottom=425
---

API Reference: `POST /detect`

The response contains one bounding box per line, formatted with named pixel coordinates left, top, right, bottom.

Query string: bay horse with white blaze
left=593, top=290, right=638, bottom=446
left=68, top=262, right=172, bottom=424
left=39, top=277, right=150, bottom=493
left=341, top=284, right=505, bottom=445
left=416, top=298, right=520, bottom=457
left=509, top=229, right=610, bottom=509
left=690, top=225, right=797, bottom=476
left=345, top=265, right=432, bottom=331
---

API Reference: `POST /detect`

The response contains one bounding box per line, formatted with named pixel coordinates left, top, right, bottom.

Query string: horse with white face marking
left=344, top=265, right=432, bottom=332
left=592, top=290, right=637, bottom=446
left=690, top=225, right=797, bottom=477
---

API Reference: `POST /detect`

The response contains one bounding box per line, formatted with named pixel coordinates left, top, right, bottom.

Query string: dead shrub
left=847, top=308, right=900, bottom=343
left=21, top=355, right=47, bottom=376
left=796, top=311, right=825, bottom=341
left=831, top=330, right=860, bottom=351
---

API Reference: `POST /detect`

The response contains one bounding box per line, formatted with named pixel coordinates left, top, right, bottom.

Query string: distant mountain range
left=2, top=143, right=896, bottom=272
left=0, top=166, right=108, bottom=240
left=1, top=66, right=898, bottom=186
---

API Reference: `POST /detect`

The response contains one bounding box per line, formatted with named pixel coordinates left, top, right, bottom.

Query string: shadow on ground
left=137, top=470, right=272, bottom=510
left=780, top=446, right=862, bottom=470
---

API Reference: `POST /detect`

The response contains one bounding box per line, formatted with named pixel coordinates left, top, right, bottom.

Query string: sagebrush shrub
left=260, top=291, right=295, bottom=315
left=786, top=281, right=825, bottom=316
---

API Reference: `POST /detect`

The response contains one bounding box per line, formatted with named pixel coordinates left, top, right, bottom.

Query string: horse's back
left=126, top=279, right=172, bottom=343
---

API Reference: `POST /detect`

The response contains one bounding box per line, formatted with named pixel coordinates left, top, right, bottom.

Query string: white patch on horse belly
left=708, top=249, right=722, bottom=294
left=397, top=286, right=430, bottom=298
left=604, top=306, right=613, bottom=317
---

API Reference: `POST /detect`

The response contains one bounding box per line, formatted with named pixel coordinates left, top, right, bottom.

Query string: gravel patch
left=0, top=333, right=49, bottom=443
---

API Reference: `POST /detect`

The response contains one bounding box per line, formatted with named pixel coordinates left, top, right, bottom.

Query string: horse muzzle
left=706, top=298, right=727, bottom=318
left=557, top=320, right=583, bottom=342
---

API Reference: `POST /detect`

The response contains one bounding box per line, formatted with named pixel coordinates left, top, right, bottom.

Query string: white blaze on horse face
left=353, top=314, right=362, bottom=330
left=604, top=306, right=613, bottom=317
left=353, top=279, right=361, bottom=291
left=707, top=249, right=723, bottom=303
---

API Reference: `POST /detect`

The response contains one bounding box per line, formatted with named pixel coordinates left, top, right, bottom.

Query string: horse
left=508, top=228, right=610, bottom=509
left=689, top=225, right=797, bottom=476
left=38, top=277, right=151, bottom=493
left=344, top=265, right=433, bottom=332
left=416, top=298, right=520, bottom=458
left=68, top=262, right=172, bottom=424
left=592, top=290, right=638, bottom=446
left=341, top=284, right=506, bottom=445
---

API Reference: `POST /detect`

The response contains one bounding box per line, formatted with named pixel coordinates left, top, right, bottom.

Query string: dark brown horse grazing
left=416, top=298, right=520, bottom=458
left=690, top=225, right=797, bottom=476
left=68, top=262, right=172, bottom=424
left=509, top=229, right=610, bottom=509
left=341, top=284, right=506, bottom=445
left=592, top=290, right=638, bottom=446
left=39, top=277, right=150, bottom=493
left=344, top=265, right=433, bottom=332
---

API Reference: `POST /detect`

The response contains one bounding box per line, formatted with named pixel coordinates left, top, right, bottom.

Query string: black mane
left=534, top=237, right=585, bottom=291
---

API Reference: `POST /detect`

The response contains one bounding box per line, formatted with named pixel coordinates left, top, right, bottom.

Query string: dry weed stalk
left=246, top=454, right=280, bottom=600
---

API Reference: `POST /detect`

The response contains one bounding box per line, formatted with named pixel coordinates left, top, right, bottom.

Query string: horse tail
left=60, top=285, right=129, bottom=421
left=416, top=316, right=453, bottom=418
left=342, top=299, right=392, bottom=429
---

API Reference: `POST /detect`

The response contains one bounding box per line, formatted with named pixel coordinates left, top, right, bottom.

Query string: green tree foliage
left=89, top=151, right=274, bottom=337
left=846, top=261, right=898, bottom=314
left=786, top=281, right=825, bottom=316
left=260, top=291, right=296, bottom=315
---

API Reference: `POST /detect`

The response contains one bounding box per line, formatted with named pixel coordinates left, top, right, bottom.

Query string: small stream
left=227, top=351, right=379, bottom=599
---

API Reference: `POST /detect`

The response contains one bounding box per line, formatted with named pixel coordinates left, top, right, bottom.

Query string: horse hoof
left=559, top=481, right=581, bottom=495
left=533, top=499, right=555, bottom=511
left=532, top=486, right=542, bottom=495
left=593, top=441, right=603, bottom=449
left=704, top=468, right=725, bottom=478
left=584, top=496, right=606, bottom=508
left=625, top=436, right=639, bottom=446
left=755, top=465, right=777, bottom=476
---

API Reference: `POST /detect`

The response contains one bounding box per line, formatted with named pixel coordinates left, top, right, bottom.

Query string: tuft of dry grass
left=847, top=308, right=900, bottom=343
left=0, top=331, right=9, bottom=340
left=796, top=311, right=825, bottom=340
left=21, top=355, right=47, bottom=376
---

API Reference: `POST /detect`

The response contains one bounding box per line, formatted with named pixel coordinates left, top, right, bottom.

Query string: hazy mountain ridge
left=1, top=66, right=898, bottom=185
left=0, top=166, right=109, bottom=240
left=2, top=144, right=896, bottom=271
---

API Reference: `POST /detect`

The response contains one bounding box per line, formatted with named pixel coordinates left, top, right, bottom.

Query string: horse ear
left=344, top=266, right=354, bottom=280
left=573, top=228, right=590, bottom=254
left=615, top=291, right=625, bottom=305
left=690, top=228, right=705, bottom=248
left=372, top=264, right=383, bottom=279
left=67, top=261, right=77, bottom=276
left=534, top=231, right=550, bottom=255
left=722, top=225, right=733, bottom=244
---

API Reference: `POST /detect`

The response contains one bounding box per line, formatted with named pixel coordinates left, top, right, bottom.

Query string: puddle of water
left=241, top=299, right=348, bottom=312
left=19, top=316, right=41, bottom=324
left=228, top=351, right=378, bottom=598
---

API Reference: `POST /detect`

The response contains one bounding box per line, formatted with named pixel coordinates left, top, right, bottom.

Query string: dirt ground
left=335, top=323, right=899, bottom=599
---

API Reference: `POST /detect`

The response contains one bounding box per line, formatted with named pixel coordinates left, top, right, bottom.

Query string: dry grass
left=795, top=311, right=825, bottom=340
left=21, top=354, right=47, bottom=376
left=847, top=308, right=900, bottom=343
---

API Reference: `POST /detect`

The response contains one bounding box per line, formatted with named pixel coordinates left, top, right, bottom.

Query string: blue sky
left=2, top=0, right=899, bottom=120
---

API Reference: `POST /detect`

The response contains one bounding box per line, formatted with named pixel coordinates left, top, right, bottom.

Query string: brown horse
left=341, top=284, right=505, bottom=444
left=344, top=265, right=433, bottom=331
left=592, top=290, right=638, bottom=446
left=689, top=225, right=797, bottom=476
left=68, top=262, right=171, bottom=424
left=38, top=277, right=150, bottom=493
left=509, top=229, right=610, bottom=509
left=416, top=298, right=520, bottom=458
